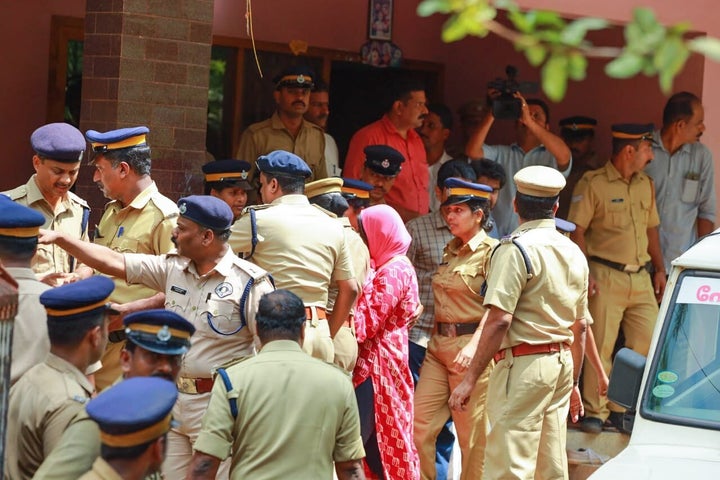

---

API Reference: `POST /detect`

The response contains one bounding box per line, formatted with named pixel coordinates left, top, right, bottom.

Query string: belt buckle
left=623, top=264, right=640, bottom=273
left=178, top=378, right=197, bottom=394
left=447, top=323, right=457, bottom=337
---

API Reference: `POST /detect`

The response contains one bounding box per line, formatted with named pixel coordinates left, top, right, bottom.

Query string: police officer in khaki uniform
left=202, top=159, right=254, bottom=222
left=38, top=195, right=274, bottom=480
left=0, top=196, right=51, bottom=385
left=3, top=122, right=93, bottom=284
left=187, top=290, right=365, bottom=480
left=229, top=150, right=357, bottom=363
left=449, top=166, right=589, bottom=480
left=34, top=309, right=195, bottom=480
left=236, top=66, right=327, bottom=183
left=5, top=276, right=115, bottom=480
left=305, top=177, right=371, bottom=373
left=86, top=126, right=179, bottom=390
left=568, top=123, right=667, bottom=434
left=414, top=178, right=498, bottom=480
left=78, top=377, right=178, bottom=480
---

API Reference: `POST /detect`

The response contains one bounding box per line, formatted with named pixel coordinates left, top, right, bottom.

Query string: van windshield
left=642, top=271, right=720, bottom=430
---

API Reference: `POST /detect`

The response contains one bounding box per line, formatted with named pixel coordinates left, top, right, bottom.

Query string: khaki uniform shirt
left=5, top=353, right=94, bottom=480
left=94, top=181, right=178, bottom=304
left=7, top=267, right=51, bottom=385
left=432, top=230, right=497, bottom=324
left=125, top=247, right=274, bottom=378
left=77, top=458, right=123, bottom=480
left=4, top=175, right=90, bottom=276
left=569, top=161, right=660, bottom=265
left=229, top=195, right=354, bottom=307
left=236, top=112, right=327, bottom=181
left=328, top=216, right=370, bottom=313
left=194, top=340, right=365, bottom=479
left=483, top=219, right=589, bottom=349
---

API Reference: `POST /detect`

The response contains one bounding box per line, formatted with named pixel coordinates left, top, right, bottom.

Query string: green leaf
left=689, top=36, right=720, bottom=61
left=442, top=15, right=471, bottom=42
left=658, top=68, right=676, bottom=93
left=533, top=10, right=565, bottom=28
left=643, top=61, right=658, bottom=76
left=654, top=37, right=690, bottom=92
left=542, top=54, right=569, bottom=102
left=605, top=52, right=645, bottom=78
left=508, top=10, right=534, bottom=33
left=494, top=0, right=518, bottom=12
left=668, top=21, right=692, bottom=35
left=561, top=17, right=609, bottom=46
left=525, top=44, right=547, bottom=66
left=417, top=0, right=451, bottom=17
left=567, top=51, right=588, bottom=81
left=634, top=7, right=658, bottom=32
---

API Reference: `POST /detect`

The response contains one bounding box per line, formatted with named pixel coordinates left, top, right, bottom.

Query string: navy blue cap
left=40, top=276, right=115, bottom=322
left=256, top=150, right=312, bottom=178
left=273, top=65, right=315, bottom=90
left=611, top=123, right=655, bottom=141
left=86, top=377, right=178, bottom=448
left=30, top=123, right=86, bottom=162
left=559, top=116, right=597, bottom=131
left=555, top=218, right=576, bottom=234
left=202, top=159, right=253, bottom=190
left=177, top=195, right=233, bottom=231
left=86, top=126, right=149, bottom=153
left=0, top=195, right=45, bottom=238
left=124, top=309, right=195, bottom=355
left=441, top=178, right=493, bottom=207
left=341, top=178, right=373, bottom=200
left=363, top=145, right=405, bottom=177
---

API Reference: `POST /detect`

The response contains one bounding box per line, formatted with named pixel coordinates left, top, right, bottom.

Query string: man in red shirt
left=343, top=80, right=429, bottom=222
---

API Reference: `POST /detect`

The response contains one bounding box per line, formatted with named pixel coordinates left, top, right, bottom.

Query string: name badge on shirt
left=611, top=198, right=624, bottom=203
left=170, top=285, right=187, bottom=295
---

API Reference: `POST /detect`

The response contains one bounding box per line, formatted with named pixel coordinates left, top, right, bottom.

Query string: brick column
left=78, top=0, right=214, bottom=227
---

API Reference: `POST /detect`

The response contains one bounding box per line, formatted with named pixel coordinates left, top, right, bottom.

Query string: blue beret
left=273, top=65, right=315, bottom=90
left=124, top=309, right=195, bottom=355
left=0, top=195, right=45, bottom=238
left=40, top=276, right=115, bottom=321
left=441, top=177, right=492, bottom=207
left=30, top=123, right=86, bottom=162
left=611, top=123, right=655, bottom=141
left=178, top=195, right=233, bottom=231
left=202, top=159, right=253, bottom=190
left=86, top=126, right=149, bottom=153
left=555, top=218, right=576, bottom=234
left=559, top=116, right=597, bottom=131
left=256, top=150, right=312, bottom=178
left=341, top=178, right=373, bottom=200
left=86, top=377, right=178, bottom=447
left=364, top=145, right=405, bottom=177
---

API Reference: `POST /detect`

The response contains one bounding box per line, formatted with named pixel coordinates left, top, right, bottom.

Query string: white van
left=589, top=232, right=720, bottom=478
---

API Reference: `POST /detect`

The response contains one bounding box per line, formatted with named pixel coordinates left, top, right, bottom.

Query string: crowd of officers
left=0, top=64, right=715, bottom=480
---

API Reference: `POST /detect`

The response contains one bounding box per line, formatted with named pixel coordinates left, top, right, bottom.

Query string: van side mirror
left=608, top=347, right=646, bottom=409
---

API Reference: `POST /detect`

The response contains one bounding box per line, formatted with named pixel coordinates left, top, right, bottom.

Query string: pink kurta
left=353, top=256, right=420, bottom=479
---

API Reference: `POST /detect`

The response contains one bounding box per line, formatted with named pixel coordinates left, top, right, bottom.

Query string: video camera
left=487, top=65, right=539, bottom=120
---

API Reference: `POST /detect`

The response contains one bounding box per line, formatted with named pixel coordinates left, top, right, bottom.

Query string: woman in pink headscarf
left=353, top=204, right=420, bottom=479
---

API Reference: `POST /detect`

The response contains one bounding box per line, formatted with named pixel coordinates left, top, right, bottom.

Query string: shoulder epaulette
left=3, top=185, right=27, bottom=200
left=67, top=191, right=89, bottom=208
left=150, top=194, right=180, bottom=218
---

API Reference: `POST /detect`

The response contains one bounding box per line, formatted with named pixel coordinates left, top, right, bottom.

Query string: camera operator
left=465, top=88, right=571, bottom=237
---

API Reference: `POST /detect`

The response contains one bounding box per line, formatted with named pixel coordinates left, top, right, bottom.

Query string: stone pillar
left=78, top=0, right=214, bottom=227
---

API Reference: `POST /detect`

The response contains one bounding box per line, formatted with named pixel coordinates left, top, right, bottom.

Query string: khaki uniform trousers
left=301, top=307, right=335, bottom=363
left=414, top=334, right=492, bottom=480
left=162, top=392, right=231, bottom=480
left=94, top=340, right=124, bottom=391
left=484, top=348, right=574, bottom=480
left=583, top=264, right=658, bottom=420
left=332, top=326, right=358, bottom=374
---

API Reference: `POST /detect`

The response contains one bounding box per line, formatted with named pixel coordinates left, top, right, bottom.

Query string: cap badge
left=297, top=75, right=305, bottom=84
left=179, top=203, right=187, bottom=214
left=381, top=159, right=390, bottom=169
left=571, top=123, right=579, bottom=131
left=240, top=171, right=249, bottom=179
left=157, top=325, right=171, bottom=342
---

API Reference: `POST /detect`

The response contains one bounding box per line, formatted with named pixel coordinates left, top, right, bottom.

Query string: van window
left=641, top=270, right=720, bottom=430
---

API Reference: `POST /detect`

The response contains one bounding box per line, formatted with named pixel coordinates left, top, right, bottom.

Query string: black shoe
left=579, top=416, right=603, bottom=434
left=607, top=412, right=632, bottom=434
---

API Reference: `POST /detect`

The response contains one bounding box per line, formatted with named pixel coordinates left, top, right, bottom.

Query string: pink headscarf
left=360, top=204, right=411, bottom=268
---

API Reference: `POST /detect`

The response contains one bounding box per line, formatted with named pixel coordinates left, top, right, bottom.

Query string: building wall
left=2, top=0, right=718, bottom=216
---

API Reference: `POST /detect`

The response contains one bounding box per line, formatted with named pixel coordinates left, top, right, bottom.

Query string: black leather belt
left=589, top=256, right=645, bottom=274
left=108, top=330, right=127, bottom=343
left=437, top=322, right=479, bottom=337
